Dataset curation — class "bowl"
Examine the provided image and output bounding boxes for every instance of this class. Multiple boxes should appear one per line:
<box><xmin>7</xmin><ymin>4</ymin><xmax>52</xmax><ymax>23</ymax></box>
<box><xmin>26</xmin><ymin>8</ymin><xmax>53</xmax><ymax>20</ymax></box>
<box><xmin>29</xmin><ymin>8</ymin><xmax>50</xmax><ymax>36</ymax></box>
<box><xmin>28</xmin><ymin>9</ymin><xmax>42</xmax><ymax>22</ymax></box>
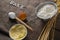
<box><xmin>9</xmin><ymin>24</ymin><xmax>27</xmax><ymax>40</ymax></box>
<box><xmin>36</xmin><ymin>2</ymin><xmax>58</xmax><ymax>20</ymax></box>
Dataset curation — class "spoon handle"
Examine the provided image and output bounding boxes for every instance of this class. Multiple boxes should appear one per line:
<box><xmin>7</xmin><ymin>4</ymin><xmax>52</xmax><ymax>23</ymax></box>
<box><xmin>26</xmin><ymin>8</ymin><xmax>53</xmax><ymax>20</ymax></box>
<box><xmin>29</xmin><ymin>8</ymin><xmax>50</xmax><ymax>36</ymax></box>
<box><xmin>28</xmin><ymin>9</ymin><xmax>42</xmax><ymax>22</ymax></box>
<box><xmin>16</xmin><ymin>17</ymin><xmax>33</xmax><ymax>31</ymax></box>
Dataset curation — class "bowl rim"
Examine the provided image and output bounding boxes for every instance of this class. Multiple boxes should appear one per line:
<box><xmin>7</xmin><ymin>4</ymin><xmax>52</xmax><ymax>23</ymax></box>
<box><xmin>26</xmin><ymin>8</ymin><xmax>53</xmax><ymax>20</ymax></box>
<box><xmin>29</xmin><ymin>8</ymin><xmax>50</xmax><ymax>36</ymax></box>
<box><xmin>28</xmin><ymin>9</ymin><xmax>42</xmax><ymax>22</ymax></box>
<box><xmin>9</xmin><ymin>24</ymin><xmax>27</xmax><ymax>40</ymax></box>
<box><xmin>35</xmin><ymin>2</ymin><xmax>58</xmax><ymax>19</ymax></box>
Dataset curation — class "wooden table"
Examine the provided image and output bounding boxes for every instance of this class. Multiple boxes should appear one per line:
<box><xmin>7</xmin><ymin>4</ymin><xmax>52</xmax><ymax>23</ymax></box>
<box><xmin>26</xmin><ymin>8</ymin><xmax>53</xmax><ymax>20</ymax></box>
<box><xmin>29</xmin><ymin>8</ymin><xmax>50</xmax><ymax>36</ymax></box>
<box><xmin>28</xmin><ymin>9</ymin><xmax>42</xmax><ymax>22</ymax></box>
<box><xmin>0</xmin><ymin>0</ymin><xmax>53</xmax><ymax>40</ymax></box>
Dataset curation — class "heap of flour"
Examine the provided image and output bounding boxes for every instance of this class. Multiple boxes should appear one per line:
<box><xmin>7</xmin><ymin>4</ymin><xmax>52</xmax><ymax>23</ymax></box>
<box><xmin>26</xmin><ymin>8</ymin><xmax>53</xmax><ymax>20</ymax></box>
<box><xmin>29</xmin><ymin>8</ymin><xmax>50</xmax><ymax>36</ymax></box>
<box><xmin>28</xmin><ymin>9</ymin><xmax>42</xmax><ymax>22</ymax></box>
<box><xmin>37</xmin><ymin>4</ymin><xmax>57</xmax><ymax>19</ymax></box>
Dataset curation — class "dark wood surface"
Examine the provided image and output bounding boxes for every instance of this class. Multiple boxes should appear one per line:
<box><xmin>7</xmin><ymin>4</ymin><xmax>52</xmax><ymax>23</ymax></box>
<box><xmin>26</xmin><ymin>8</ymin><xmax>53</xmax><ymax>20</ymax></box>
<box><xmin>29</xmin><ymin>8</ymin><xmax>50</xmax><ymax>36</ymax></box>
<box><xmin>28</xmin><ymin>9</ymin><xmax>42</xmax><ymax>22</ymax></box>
<box><xmin>0</xmin><ymin>0</ymin><xmax>55</xmax><ymax>40</ymax></box>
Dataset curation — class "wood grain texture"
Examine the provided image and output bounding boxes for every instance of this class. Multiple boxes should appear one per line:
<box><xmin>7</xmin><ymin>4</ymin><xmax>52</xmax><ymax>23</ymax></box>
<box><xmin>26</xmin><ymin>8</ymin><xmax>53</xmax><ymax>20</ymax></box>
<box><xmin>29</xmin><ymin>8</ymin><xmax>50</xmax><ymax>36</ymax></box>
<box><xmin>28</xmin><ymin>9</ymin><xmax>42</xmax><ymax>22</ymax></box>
<box><xmin>0</xmin><ymin>0</ymin><xmax>54</xmax><ymax>40</ymax></box>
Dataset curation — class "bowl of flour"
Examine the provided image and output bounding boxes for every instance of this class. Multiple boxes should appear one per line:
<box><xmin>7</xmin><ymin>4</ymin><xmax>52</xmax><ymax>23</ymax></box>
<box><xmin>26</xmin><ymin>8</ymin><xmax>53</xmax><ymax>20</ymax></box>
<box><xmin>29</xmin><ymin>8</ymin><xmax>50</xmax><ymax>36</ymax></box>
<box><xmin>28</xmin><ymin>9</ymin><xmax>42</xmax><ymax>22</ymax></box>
<box><xmin>36</xmin><ymin>2</ymin><xmax>58</xmax><ymax>20</ymax></box>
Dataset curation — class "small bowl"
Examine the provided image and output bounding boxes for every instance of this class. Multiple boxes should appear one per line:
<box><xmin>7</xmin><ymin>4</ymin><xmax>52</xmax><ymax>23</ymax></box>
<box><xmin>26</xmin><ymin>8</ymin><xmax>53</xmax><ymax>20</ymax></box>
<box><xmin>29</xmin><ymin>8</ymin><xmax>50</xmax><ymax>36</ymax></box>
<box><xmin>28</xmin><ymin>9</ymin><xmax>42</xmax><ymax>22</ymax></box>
<box><xmin>9</xmin><ymin>24</ymin><xmax>27</xmax><ymax>40</ymax></box>
<box><xmin>36</xmin><ymin>2</ymin><xmax>58</xmax><ymax>20</ymax></box>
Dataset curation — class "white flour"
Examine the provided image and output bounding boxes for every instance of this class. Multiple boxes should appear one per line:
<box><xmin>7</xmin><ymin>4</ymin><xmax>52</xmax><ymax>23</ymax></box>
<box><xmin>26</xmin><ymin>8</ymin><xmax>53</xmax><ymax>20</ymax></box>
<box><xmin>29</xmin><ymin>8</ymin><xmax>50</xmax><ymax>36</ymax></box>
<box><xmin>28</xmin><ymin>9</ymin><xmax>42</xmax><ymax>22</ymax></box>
<box><xmin>37</xmin><ymin>4</ymin><xmax>57</xmax><ymax>19</ymax></box>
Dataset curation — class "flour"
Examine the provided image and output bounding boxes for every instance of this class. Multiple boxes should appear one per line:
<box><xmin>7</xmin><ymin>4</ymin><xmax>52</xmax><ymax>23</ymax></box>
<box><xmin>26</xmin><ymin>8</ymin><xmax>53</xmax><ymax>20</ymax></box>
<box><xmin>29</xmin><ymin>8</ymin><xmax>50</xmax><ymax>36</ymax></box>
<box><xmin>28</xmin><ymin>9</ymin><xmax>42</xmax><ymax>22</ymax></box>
<box><xmin>8</xmin><ymin>12</ymin><xmax>16</xmax><ymax>19</ymax></box>
<box><xmin>10</xmin><ymin>1</ymin><xmax>25</xmax><ymax>9</ymax></box>
<box><xmin>37</xmin><ymin>4</ymin><xmax>57</xmax><ymax>19</ymax></box>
